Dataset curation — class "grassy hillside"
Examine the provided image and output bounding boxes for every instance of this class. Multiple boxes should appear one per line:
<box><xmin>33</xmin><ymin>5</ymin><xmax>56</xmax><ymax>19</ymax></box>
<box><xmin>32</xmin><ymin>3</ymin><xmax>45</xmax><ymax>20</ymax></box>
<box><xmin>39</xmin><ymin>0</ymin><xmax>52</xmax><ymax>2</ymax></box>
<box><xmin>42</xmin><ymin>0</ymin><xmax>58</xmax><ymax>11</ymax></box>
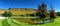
<box><xmin>8</xmin><ymin>8</ymin><xmax>37</xmax><ymax>15</ymax></box>
<box><xmin>0</xmin><ymin>8</ymin><xmax>36</xmax><ymax>15</ymax></box>
<box><xmin>0</xmin><ymin>10</ymin><xmax>5</xmax><ymax>14</ymax></box>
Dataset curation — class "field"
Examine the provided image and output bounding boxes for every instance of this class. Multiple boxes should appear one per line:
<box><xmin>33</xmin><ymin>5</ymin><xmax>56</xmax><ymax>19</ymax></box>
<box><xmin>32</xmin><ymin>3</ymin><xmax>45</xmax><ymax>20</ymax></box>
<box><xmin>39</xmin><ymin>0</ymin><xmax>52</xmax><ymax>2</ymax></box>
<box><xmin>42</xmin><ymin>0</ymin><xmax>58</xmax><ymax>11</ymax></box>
<box><xmin>0</xmin><ymin>16</ymin><xmax>60</xmax><ymax>26</ymax></box>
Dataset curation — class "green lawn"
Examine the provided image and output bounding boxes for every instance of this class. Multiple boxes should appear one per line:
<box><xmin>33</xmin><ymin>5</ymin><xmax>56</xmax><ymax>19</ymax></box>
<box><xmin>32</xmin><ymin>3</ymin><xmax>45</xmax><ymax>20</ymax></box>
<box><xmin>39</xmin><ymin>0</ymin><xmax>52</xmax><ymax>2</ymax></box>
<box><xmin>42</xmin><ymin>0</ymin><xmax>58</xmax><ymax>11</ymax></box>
<box><xmin>1</xmin><ymin>16</ymin><xmax>60</xmax><ymax>26</ymax></box>
<box><xmin>2</xmin><ymin>19</ymin><xmax>10</xmax><ymax>26</ymax></box>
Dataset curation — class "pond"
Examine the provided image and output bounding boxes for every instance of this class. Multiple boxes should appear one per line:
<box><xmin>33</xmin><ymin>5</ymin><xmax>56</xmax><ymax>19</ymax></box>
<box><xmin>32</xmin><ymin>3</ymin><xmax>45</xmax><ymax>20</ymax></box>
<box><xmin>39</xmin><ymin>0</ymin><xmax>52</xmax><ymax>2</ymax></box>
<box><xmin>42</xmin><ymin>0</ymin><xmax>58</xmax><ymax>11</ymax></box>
<box><xmin>37</xmin><ymin>20</ymin><xmax>53</xmax><ymax>24</ymax></box>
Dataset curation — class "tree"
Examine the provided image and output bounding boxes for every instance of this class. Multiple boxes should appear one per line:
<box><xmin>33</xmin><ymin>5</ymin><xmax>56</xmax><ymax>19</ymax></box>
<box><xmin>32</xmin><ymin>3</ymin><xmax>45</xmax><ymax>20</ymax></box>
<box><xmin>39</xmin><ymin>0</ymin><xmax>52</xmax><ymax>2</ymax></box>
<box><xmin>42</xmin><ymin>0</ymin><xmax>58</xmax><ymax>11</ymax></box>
<box><xmin>56</xmin><ymin>12</ymin><xmax>60</xmax><ymax>16</ymax></box>
<box><xmin>36</xmin><ymin>3</ymin><xmax>47</xmax><ymax>24</ymax></box>
<box><xmin>2</xmin><ymin>11</ymin><xmax>12</xmax><ymax>17</ymax></box>
<box><xmin>36</xmin><ymin>4</ymin><xmax>42</xmax><ymax>16</ymax></box>
<box><xmin>41</xmin><ymin>3</ymin><xmax>47</xmax><ymax>14</ymax></box>
<box><xmin>49</xmin><ymin>5</ymin><xmax>56</xmax><ymax>22</ymax></box>
<box><xmin>40</xmin><ymin>14</ymin><xmax>46</xmax><ymax>23</ymax></box>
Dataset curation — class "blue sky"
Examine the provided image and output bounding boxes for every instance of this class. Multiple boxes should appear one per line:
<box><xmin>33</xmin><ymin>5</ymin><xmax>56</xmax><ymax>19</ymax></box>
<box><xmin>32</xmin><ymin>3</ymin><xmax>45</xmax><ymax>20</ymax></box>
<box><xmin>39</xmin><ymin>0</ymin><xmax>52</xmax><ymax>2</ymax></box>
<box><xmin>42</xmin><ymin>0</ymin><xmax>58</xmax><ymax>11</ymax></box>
<box><xmin>0</xmin><ymin>0</ymin><xmax>60</xmax><ymax>12</ymax></box>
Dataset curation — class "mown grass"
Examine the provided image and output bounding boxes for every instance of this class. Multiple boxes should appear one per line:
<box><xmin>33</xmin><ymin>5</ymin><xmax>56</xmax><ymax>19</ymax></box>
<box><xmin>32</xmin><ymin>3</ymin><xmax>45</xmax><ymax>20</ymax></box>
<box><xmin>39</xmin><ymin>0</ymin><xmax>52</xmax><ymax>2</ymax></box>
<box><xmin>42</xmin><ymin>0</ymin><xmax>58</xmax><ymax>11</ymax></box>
<box><xmin>0</xmin><ymin>16</ymin><xmax>60</xmax><ymax>26</ymax></box>
<box><xmin>2</xmin><ymin>19</ymin><xmax>11</xmax><ymax>26</ymax></box>
<box><xmin>12</xmin><ymin>16</ymin><xmax>60</xmax><ymax>26</ymax></box>
<box><xmin>0</xmin><ymin>20</ymin><xmax>3</xmax><ymax>26</ymax></box>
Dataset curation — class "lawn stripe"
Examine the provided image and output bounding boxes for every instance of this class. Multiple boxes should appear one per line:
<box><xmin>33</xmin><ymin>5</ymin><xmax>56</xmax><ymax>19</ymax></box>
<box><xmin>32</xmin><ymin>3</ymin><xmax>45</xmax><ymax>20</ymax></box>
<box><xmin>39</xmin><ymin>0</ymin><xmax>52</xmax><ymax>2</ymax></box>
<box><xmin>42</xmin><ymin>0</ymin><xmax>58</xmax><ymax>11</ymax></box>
<box><xmin>0</xmin><ymin>20</ymin><xmax>4</xmax><ymax>26</ymax></box>
<box><xmin>2</xmin><ymin>19</ymin><xmax>11</xmax><ymax>26</ymax></box>
<box><xmin>13</xmin><ymin>19</ymin><xmax>33</xmax><ymax>26</ymax></box>
<box><xmin>11</xmin><ymin>19</ymin><xmax>21</xmax><ymax>26</ymax></box>
<box><xmin>7</xmin><ymin>19</ymin><xmax>18</xmax><ymax>26</ymax></box>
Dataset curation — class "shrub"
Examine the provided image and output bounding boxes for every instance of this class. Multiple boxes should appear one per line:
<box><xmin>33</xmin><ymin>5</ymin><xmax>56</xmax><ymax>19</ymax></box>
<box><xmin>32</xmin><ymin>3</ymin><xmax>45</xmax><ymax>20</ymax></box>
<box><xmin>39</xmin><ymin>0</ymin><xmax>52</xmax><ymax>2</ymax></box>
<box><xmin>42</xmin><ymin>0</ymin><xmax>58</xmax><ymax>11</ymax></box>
<box><xmin>40</xmin><ymin>14</ymin><xmax>46</xmax><ymax>19</ymax></box>
<box><xmin>30</xmin><ymin>14</ymin><xmax>35</xmax><ymax>17</ymax></box>
<box><xmin>2</xmin><ymin>11</ymin><xmax>12</xmax><ymax>17</ymax></box>
<box><xmin>38</xmin><ymin>14</ymin><xmax>46</xmax><ymax>23</ymax></box>
<box><xmin>56</xmin><ymin>12</ymin><xmax>60</xmax><ymax>16</ymax></box>
<box><xmin>58</xmin><ymin>14</ymin><xmax>60</xmax><ymax>16</ymax></box>
<box><xmin>20</xmin><ymin>15</ymin><xmax>24</xmax><ymax>17</ymax></box>
<box><xmin>36</xmin><ymin>12</ymin><xmax>41</xmax><ymax>16</ymax></box>
<box><xmin>26</xmin><ymin>14</ymin><xmax>29</xmax><ymax>16</ymax></box>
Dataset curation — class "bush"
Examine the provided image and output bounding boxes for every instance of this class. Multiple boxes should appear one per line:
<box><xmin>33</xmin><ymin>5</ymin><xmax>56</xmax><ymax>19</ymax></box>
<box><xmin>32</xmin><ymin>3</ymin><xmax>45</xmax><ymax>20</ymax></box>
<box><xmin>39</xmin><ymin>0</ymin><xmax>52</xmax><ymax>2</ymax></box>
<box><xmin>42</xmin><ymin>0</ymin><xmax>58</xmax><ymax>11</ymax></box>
<box><xmin>20</xmin><ymin>15</ymin><xmax>24</xmax><ymax>17</ymax></box>
<box><xmin>26</xmin><ymin>14</ymin><xmax>29</xmax><ymax>16</ymax></box>
<box><xmin>58</xmin><ymin>14</ymin><xmax>60</xmax><ymax>16</ymax></box>
<box><xmin>40</xmin><ymin>14</ymin><xmax>46</xmax><ymax>19</ymax></box>
<box><xmin>2</xmin><ymin>11</ymin><xmax>12</xmax><ymax>17</ymax></box>
<box><xmin>36</xmin><ymin>12</ymin><xmax>41</xmax><ymax>16</ymax></box>
<box><xmin>56</xmin><ymin>12</ymin><xmax>60</xmax><ymax>16</ymax></box>
<box><xmin>30</xmin><ymin>14</ymin><xmax>35</xmax><ymax>17</ymax></box>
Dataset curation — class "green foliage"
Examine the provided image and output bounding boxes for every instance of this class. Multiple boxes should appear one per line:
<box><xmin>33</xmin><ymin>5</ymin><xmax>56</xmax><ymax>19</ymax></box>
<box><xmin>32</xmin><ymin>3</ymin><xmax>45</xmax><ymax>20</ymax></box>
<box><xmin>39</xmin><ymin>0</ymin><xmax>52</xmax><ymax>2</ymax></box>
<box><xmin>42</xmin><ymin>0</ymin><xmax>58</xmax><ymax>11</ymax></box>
<box><xmin>26</xmin><ymin>14</ymin><xmax>29</xmax><ymax>16</ymax></box>
<box><xmin>36</xmin><ymin>12</ymin><xmax>41</xmax><ymax>16</ymax></box>
<box><xmin>2</xmin><ymin>11</ymin><xmax>12</xmax><ymax>17</ymax></box>
<box><xmin>30</xmin><ymin>14</ymin><xmax>35</xmax><ymax>17</ymax></box>
<box><xmin>56</xmin><ymin>12</ymin><xmax>60</xmax><ymax>16</ymax></box>
<box><xmin>20</xmin><ymin>15</ymin><xmax>24</xmax><ymax>17</ymax></box>
<box><xmin>40</xmin><ymin>14</ymin><xmax>46</xmax><ymax>19</ymax></box>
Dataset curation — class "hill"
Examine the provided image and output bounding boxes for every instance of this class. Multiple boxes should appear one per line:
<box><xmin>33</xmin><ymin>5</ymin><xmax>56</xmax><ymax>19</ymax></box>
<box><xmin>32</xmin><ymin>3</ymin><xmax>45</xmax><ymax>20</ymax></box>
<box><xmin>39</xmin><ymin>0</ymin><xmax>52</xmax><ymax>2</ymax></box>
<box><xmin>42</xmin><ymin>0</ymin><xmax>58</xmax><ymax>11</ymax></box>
<box><xmin>8</xmin><ymin>8</ymin><xmax>37</xmax><ymax>15</ymax></box>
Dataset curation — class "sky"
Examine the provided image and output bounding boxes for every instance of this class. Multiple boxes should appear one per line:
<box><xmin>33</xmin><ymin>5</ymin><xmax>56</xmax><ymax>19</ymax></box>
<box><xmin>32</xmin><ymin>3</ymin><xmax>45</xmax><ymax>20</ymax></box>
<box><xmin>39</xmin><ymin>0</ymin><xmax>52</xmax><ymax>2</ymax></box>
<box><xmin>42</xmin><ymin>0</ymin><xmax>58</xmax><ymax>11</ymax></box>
<box><xmin>0</xmin><ymin>0</ymin><xmax>60</xmax><ymax>12</ymax></box>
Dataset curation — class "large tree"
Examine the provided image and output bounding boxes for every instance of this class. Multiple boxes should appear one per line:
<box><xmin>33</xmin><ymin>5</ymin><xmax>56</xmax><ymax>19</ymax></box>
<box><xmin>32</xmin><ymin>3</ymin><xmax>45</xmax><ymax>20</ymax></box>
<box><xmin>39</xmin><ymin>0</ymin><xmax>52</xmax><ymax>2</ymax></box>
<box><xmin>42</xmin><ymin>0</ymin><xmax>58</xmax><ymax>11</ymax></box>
<box><xmin>36</xmin><ymin>3</ymin><xmax>47</xmax><ymax>24</ymax></box>
<box><xmin>49</xmin><ymin>5</ymin><xmax>56</xmax><ymax>22</ymax></box>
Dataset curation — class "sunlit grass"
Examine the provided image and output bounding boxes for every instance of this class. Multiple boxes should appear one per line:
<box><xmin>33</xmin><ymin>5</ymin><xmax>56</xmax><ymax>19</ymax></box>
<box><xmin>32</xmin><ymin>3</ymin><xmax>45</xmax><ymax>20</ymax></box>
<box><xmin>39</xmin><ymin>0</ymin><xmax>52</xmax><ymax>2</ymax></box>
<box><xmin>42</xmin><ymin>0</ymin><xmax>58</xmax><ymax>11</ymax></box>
<box><xmin>13</xmin><ymin>16</ymin><xmax>60</xmax><ymax>26</ymax></box>
<box><xmin>0</xmin><ymin>16</ymin><xmax>60</xmax><ymax>26</ymax></box>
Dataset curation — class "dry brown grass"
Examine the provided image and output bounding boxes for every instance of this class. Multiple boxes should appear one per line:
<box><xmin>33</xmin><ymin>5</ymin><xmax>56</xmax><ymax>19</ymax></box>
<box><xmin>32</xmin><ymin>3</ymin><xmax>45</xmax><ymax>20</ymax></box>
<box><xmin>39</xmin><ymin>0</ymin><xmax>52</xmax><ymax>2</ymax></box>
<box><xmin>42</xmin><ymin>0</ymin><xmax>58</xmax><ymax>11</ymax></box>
<box><xmin>8</xmin><ymin>9</ymin><xmax>36</xmax><ymax>15</ymax></box>
<box><xmin>0</xmin><ymin>8</ymin><xmax>36</xmax><ymax>16</ymax></box>
<box><xmin>0</xmin><ymin>10</ymin><xmax>5</xmax><ymax>14</ymax></box>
